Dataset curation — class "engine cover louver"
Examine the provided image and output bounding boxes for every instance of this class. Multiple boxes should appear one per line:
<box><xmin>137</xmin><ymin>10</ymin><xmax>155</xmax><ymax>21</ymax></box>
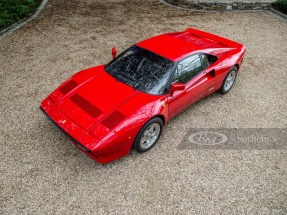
<box><xmin>59</xmin><ymin>80</ymin><xmax>78</xmax><ymax>94</ymax></box>
<box><xmin>102</xmin><ymin>111</ymin><xmax>125</xmax><ymax>130</ymax></box>
<box><xmin>70</xmin><ymin>94</ymin><xmax>102</xmax><ymax>118</ymax></box>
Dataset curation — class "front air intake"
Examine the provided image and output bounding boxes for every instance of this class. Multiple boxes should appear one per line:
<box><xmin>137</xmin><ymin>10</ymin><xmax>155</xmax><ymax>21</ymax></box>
<box><xmin>59</xmin><ymin>80</ymin><xmax>78</xmax><ymax>94</ymax></box>
<box><xmin>102</xmin><ymin>111</ymin><xmax>125</xmax><ymax>130</ymax></box>
<box><xmin>70</xmin><ymin>94</ymin><xmax>102</xmax><ymax>118</ymax></box>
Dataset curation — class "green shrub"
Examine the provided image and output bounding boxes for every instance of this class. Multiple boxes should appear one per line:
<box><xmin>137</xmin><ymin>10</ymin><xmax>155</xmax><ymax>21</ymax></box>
<box><xmin>15</xmin><ymin>5</ymin><xmax>30</xmax><ymax>16</ymax></box>
<box><xmin>0</xmin><ymin>0</ymin><xmax>42</xmax><ymax>31</ymax></box>
<box><xmin>272</xmin><ymin>0</ymin><xmax>287</xmax><ymax>15</ymax></box>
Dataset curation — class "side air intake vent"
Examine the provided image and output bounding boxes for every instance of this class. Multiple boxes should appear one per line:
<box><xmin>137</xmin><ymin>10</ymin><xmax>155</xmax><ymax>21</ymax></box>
<box><xmin>102</xmin><ymin>111</ymin><xmax>125</xmax><ymax>130</ymax></box>
<box><xmin>70</xmin><ymin>94</ymin><xmax>102</xmax><ymax>118</ymax></box>
<box><xmin>59</xmin><ymin>80</ymin><xmax>77</xmax><ymax>94</ymax></box>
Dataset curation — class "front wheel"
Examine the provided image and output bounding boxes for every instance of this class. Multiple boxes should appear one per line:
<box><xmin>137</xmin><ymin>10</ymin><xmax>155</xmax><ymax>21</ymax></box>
<box><xmin>133</xmin><ymin>117</ymin><xmax>163</xmax><ymax>153</ymax></box>
<box><xmin>219</xmin><ymin>66</ymin><xmax>238</xmax><ymax>94</ymax></box>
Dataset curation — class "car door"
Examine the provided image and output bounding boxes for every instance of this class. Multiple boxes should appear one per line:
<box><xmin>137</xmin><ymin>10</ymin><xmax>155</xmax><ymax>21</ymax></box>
<box><xmin>167</xmin><ymin>54</ymin><xmax>208</xmax><ymax>119</ymax></box>
<box><xmin>200</xmin><ymin>53</ymin><xmax>222</xmax><ymax>97</ymax></box>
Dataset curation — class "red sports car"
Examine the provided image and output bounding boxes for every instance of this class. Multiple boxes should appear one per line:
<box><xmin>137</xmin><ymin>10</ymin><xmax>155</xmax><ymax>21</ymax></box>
<box><xmin>40</xmin><ymin>28</ymin><xmax>246</xmax><ymax>163</ymax></box>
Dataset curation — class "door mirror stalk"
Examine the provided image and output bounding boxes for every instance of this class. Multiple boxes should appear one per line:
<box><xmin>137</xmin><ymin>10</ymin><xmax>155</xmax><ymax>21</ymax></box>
<box><xmin>112</xmin><ymin>47</ymin><xmax>117</xmax><ymax>59</ymax></box>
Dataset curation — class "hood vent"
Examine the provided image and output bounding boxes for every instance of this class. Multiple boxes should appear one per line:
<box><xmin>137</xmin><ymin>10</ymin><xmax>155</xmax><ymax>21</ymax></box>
<box><xmin>59</xmin><ymin>80</ymin><xmax>78</xmax><ymax>94</ymax></box>
<box><xmin>102</xmin><ymin>111</ymin><xmax>125</xmax><ymax>130</ymax></box>
<box><xmin>70</xmin><ymin>94</ymin><xmax>102</xmax><ymax>118</ymax></box>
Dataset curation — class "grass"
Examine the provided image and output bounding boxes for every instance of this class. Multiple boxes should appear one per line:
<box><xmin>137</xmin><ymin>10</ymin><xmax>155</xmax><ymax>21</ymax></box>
<box><xmin>272</xmin><ymin>0</ymin><xmax>287</xmax><ymax>15</ymax></box>
<box><xmin>0</xmin><ymin>0</ymin><xmax>43</xmax><ymax>31</ymax></box>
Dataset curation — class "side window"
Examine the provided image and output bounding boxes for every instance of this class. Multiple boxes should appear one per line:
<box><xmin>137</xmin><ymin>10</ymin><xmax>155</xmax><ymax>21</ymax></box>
<box><xmin>173</xmin><ymin>54</ymin><xmax>202</xmax><ymax>84</ymax></box>
<box><xmin>201</xmin><ymin>54</ymin><xmax>210</xmax><ymax>70</ymax></box>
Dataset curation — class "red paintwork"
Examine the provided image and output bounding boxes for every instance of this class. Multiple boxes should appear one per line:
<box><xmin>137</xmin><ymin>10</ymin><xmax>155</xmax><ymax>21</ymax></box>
<box><xmin>40</xmin><ymin>28</ymin><xmax>246</xmax><ymax>163</ymax></box>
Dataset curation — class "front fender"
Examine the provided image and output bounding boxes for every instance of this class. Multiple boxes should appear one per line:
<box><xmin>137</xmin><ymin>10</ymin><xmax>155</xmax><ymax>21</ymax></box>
<box><xmin>92</xmin><ymin>96</ymin><xmax>167</xmax><ymax>153</ymax></box>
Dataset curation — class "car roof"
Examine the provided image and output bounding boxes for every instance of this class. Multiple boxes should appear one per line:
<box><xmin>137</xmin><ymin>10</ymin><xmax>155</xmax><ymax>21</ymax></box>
<box><xmin>137</xmin><ymin>29</ymin><xmax>237</xmax><ymax>61</ymax></box>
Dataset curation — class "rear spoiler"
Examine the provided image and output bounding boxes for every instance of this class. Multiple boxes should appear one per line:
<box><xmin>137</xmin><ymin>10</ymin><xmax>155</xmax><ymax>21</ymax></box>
<box><xmin>184</xmin><ymin>28</ymin><xmax>243</xmax><ymax>49</ymax></box>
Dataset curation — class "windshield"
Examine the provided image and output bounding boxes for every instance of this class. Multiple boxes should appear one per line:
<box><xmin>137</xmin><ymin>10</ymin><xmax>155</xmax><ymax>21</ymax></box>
<box><xmin>105</xmin><ymin>46</ymin><xmax>173</xmax><ymax>95</ymax></box>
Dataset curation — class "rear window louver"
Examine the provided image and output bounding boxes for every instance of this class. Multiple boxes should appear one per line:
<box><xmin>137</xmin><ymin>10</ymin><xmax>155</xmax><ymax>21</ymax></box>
<box><xmin>70</xmin><ymin>94</ymin><xmax>102</xmax><ymax>118</ymax></box>
<box><xmin>102</xmin><ymin>111</ymin><xmax>125</xmax><ymax>130</ymax></box>
<box><xmin>59</xmin><ymin>80</ymin><xmax>78</xmax><ymax>94</ymax></box>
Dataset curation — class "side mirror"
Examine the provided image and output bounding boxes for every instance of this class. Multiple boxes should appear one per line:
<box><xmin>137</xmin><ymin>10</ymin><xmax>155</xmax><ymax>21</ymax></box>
<box><xmin>170</xmin><ymin>83</ymin><xmax>185</xmax><ymax>96</ymax></box>
<box><xmin>112</xmin><ymin>47</ymin><xmax>117</xmax><ymax>59</ymax></box>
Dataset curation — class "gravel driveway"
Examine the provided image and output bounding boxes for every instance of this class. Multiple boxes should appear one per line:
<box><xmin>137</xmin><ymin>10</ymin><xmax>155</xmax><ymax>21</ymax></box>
<box><xmin>1</xmin><ymin>0</ymin><xmax>286</xmax><ymax>214</ymax></box>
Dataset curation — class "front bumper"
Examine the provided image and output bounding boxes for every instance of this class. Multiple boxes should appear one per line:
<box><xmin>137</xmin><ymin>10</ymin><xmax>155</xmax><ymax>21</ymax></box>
<box><xmin>40</xmin><ymin>106</ymin><xmax>90</xmax><ymax>152</ymax></box>
<box><xmin>40</xmin><ymin>101</ymin><xmax>133</xmax><ymax>164</ymax></box>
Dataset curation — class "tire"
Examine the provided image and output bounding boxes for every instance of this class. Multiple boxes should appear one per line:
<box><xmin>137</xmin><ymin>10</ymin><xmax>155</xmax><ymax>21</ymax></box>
<box><xmin>133</xmin><ymin>117</ymin><xmax>163</xmax><ymax>153</ymax></box>
<box><xmin>219</xmin><ymin>66</ymin><xmax>238</xmax><ymax>94</ymax></box>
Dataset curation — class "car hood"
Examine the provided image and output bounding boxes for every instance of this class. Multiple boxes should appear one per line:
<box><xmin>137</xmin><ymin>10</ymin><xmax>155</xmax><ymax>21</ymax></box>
<box><xmin>57</xmin><ymin>66</ymin><xmax>138</xmax><ymax>131</ymax></box>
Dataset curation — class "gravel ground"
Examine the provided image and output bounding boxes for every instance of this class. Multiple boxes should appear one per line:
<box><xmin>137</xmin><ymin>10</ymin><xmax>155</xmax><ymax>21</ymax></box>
<box><xmin>1</xmin><ymin>0</ymin><xmax>287</xmax><ymax>214</ymax></box>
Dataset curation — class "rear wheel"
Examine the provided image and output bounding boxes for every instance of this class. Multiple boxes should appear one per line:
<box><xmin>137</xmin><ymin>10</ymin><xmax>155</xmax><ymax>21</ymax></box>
<box><xmin>219</xmin><ymin>66</ymin><xmax>237</xmax><ymax>94</ymax></box>
<box><xmin>133</xmin><ymin>117</ymin><xmax>163</xmax><ymax>153</ymax></box>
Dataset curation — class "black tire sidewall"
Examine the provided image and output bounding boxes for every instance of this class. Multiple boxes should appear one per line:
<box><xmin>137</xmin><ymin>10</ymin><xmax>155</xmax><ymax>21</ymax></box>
<box><xmin>133</xmin><ymin>117</ymin><xmax>163</xmax><ymax>153</ymax></box>
<box><xmin>220</xmin><ymin>66</ymin><xmax>238</xmax><ymax>94</ymax></box>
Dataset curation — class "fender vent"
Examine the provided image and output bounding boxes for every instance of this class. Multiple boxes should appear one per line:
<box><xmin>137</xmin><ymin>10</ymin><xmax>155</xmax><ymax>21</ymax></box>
<box><xmin>70</xmin><ymin>94</ymin><xmax>102</xmax><ymax>118</ymax></box>
<box><xmin>59</xmin><ymin>80</ymin><xmax>77</xmax><ymax>94</ymax></box>
<box><xmin>102</xmin><ymin>111</ymin><xmax>125</xmax><ymax>130</ymax></box>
